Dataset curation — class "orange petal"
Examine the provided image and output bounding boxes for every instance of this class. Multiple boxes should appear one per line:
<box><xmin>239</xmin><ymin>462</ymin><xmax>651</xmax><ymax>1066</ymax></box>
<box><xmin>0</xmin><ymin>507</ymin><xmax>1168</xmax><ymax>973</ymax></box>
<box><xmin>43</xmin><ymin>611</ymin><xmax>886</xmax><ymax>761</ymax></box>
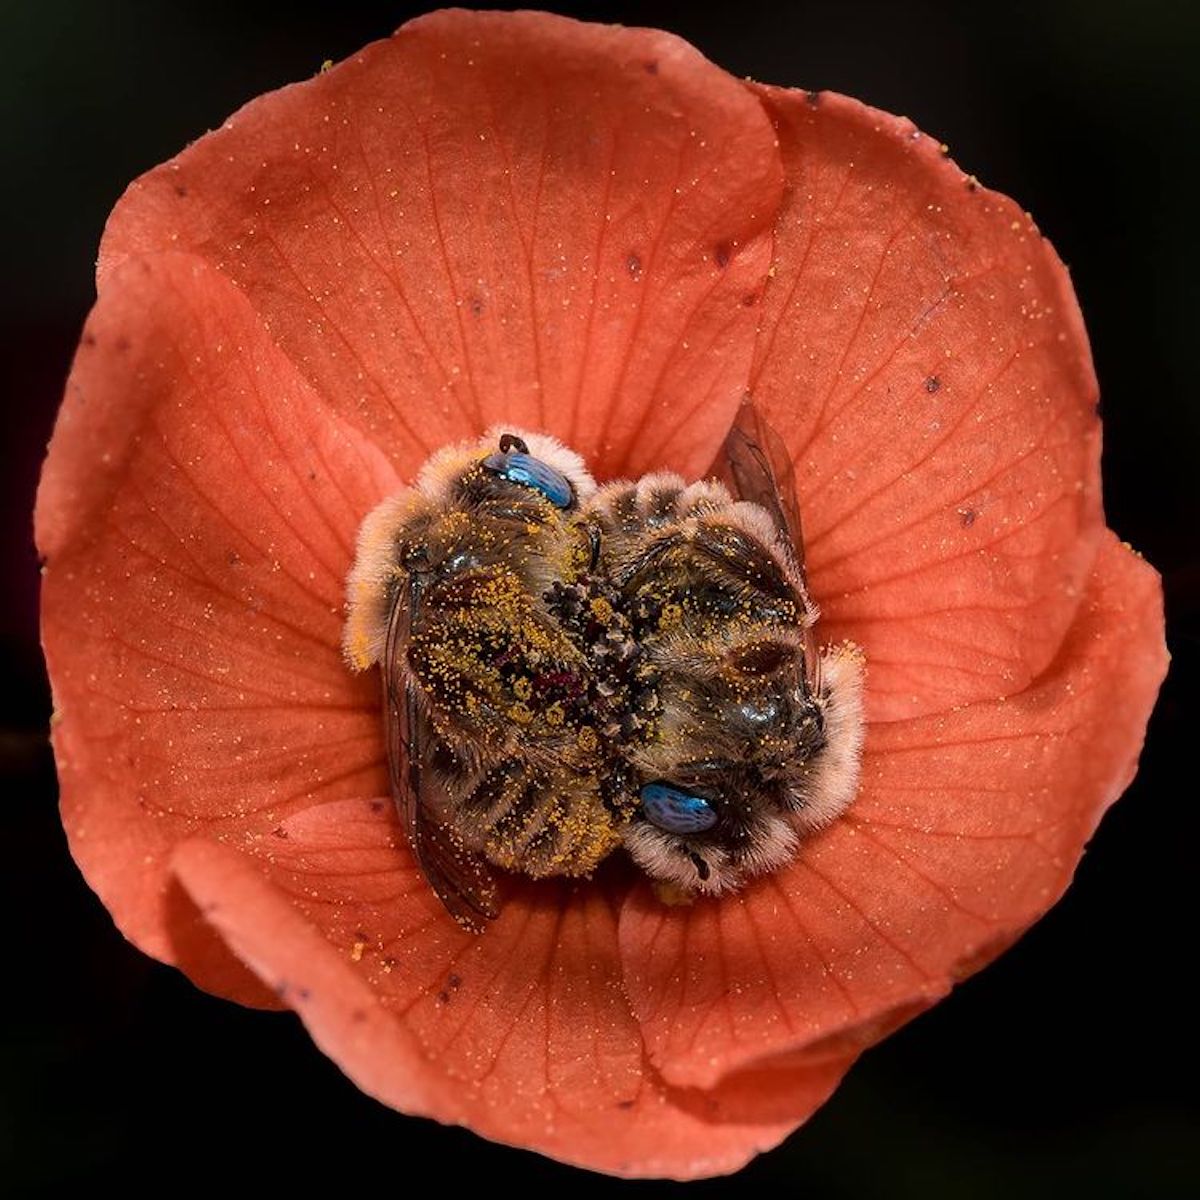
<box><xmin>100</xmin><ymin>10</ymin><xmax>783</xmax><ymax>482</ymax></box>
<box><xmin>620</xmin><ymin>534</ymin><xmax>1165</xmax><ymax>1088</ymax></box>
<box><xmin>36</xmin><ymin>252</ymin><xmax>398</xmax><ymax>1001</ymax></box>
<box><xmin>748</xmin><ymin>85</ymin><xmax>1104</xmax><ymax>721</ymax></box>
<box><xmin>172</xmin><ymin>797</ymin><xmax>854</xmax><ymax>1178</ymax></box>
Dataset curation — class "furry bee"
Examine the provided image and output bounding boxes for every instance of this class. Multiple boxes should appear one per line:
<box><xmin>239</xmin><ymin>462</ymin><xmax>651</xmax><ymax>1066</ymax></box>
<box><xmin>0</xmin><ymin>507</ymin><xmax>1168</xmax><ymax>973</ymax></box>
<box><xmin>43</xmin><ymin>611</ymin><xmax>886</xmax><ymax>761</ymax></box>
<box><xmin>344</xmin><ymin>429</ymin><xmax>641</xmax><ymax>931</ymax></box>
<box><xmin>586</xmin><ymin>404</ymin><xmax>865</xmax><ymax>896</ymax></box>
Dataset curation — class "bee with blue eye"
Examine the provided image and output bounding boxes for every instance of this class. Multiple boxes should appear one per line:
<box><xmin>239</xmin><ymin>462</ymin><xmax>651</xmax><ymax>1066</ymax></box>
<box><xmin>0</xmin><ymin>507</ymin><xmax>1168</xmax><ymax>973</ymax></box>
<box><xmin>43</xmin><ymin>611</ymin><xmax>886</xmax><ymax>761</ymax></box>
<box><xmin>344</xmin><ymin>428</ymin><xmax>639</xmax><ymax>931</ymax></box>
<box><xmin>586</xmin><ymin>404</ymin><xmax>865</xmax><ymax>896</ymax></box>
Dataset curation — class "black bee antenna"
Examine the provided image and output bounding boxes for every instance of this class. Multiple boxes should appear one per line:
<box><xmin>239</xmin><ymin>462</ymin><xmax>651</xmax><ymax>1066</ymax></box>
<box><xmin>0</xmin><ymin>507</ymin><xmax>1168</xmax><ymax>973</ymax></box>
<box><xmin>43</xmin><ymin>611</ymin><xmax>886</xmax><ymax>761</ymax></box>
<box><xmin>498</xmin><ymin>433</ymin><xmax>530</xmax><ymax>455</ymax></box>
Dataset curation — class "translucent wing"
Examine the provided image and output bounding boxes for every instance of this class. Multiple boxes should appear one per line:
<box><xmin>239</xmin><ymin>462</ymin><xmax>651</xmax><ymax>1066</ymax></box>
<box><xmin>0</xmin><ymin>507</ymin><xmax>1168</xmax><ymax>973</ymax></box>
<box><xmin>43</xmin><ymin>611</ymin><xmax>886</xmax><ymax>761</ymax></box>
<box><xmin>711</xmin><ymin>399</ymin><xmax>823</xmax><ymax>695</ymax></box>
<box><xmin>712</xmin><ymin>398</ymin><xmax>806</xmax><ymax>574</ymax></box>
<box><xmin>383</xmin><ymin>573</ymin><xmax>499</xmax><ymax>933</ymax></box>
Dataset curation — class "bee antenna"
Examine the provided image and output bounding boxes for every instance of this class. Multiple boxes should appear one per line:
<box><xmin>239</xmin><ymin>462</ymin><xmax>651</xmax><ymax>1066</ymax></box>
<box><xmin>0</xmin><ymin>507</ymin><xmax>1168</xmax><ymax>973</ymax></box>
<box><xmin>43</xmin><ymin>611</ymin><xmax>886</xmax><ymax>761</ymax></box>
<box><xmin>498</xmin><ymin>433</ymin><xmax>530</xmax><ymax>455</ymax></box>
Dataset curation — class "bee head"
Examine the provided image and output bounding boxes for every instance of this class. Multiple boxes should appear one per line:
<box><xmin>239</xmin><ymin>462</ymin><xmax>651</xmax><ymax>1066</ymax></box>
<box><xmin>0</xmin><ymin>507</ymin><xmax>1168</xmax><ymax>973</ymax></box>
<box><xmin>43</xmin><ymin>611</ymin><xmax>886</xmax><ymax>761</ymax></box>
<box><xmin>622</xmin><ymin>767</ymin><xmax>800</xmax><ymax>894</ymax></box>
<box><xmin>414</xmin><ymin>427</ymin><xmax>597</xmax><ymax>512</ymax></box>
<box><xmin>619</xmin><ymin>634</ymin><xmax>824</xmax><ymax>894</ymax></box>
<box><xmin>619</xmin><ymin>638</ymin><xmax>873</xmax><ymax>895</ymax></box>
<box><xmin>478</xmin><ymin>428</ymin><xmax>596</xmax><ymax>511</ymax></box>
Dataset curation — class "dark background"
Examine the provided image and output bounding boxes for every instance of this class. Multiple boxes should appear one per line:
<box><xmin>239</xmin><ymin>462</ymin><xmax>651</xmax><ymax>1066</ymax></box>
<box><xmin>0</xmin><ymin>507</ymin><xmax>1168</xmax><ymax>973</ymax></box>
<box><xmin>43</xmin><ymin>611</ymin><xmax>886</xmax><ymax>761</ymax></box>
<box><xmin>3</xmin><ymin>1</ymin><xmax>1196</xmax><ymax>1194</ymax></box>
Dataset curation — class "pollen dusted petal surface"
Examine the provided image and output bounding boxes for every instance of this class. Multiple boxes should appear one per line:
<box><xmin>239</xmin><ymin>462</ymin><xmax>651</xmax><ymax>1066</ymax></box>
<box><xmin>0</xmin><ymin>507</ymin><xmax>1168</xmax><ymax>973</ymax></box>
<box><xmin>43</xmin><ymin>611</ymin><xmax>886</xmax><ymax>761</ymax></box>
<box><xmin>36</xmin><ymin>252</ymin><xmax>399</xmax><ymax>1001</ymax></box>
<box><xmin>619</xmin><ymin>536</ymin><xmax>1165</xmax><ymax>1088</ymax></box>
<box><xmin>171</xmin><ymin>797</ymin><xmax>854</xmax><ymax>1178</ymax></box>
<box><xmin>748</xmin><ymin>86</ymin><xmax>1104</xmax><ymax>722</ymax></box>
<box><xmin>100</xmin><ymin>9</ymin><xmax>783</xmax><ymax>483</ymax></box>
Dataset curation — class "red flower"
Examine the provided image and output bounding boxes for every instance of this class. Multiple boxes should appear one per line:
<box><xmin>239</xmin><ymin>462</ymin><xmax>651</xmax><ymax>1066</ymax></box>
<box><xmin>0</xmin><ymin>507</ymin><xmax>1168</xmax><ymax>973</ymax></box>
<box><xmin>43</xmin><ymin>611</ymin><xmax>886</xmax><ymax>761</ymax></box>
<box><xmin>37</xmin><ymin>9</ymin><xmax>1166</xmax><ymax>1179</ymax></box>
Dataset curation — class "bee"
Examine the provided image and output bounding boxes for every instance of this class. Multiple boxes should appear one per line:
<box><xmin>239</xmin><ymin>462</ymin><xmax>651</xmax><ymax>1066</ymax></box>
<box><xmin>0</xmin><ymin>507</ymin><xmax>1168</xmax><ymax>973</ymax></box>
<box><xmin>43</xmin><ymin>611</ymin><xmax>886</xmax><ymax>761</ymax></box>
<box><xmin>344</xmin><ymin>429</ymin><xmax>639</xmax><ymax>931</ymax></box>
<box><xmin>585</xmin><ymin>403</ymin><xmax>865</xmax><ymax>895</ymax></box>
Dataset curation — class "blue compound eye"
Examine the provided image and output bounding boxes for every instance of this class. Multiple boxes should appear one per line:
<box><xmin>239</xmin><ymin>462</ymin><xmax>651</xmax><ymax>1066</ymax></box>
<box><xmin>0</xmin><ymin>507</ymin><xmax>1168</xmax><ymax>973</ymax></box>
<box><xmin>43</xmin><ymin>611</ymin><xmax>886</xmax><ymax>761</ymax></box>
<box><xmin>481</xmin><ymin>441</ymin><xmax>575</xmax><ymax>509</ymax></box>
<box><xmin>640</xmin><ymin>782</ymin><xmax>719</xmax><ymax>835</ymax></box>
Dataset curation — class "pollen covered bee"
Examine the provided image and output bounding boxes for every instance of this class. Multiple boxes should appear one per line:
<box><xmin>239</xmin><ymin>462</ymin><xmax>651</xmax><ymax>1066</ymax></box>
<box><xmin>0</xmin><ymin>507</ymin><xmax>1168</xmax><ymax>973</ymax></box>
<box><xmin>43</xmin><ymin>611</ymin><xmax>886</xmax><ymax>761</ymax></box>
<box><xmin>588</xmin><ymin>404</ymin><xmax>865</xmax><ymax>896</ymax></box>
<box><xmin>344</xmin><ymin>408</ymin><xmax>864</xmax><ymax>930</ymax></box>
<box><xmin>344</xmin><ymin>429</ymin><xmax>643</xmax><ymax>931</ymax></box>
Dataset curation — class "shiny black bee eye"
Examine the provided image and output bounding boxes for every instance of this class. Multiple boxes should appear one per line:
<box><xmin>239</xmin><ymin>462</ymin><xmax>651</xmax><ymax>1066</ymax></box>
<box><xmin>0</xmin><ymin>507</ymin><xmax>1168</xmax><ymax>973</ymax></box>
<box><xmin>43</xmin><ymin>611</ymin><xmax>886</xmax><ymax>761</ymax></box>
<box><xmin>640</xmin><ymin>781</ymin><xmax>718</xmax><ymax>835</ymax></box>
<box><xmin>482</xmin><ymin>434</ymin><xmax>575</xmax><ymax>509</ymax></box>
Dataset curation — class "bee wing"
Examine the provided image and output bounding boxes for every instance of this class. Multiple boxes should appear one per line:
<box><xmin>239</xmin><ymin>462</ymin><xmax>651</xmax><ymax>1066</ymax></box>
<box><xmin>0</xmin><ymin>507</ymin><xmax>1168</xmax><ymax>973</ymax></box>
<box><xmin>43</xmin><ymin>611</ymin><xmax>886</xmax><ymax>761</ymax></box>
<box><xmin>383</xmin><ymin>574</ymin><xmax>499</xmax><ymax>933</ymax></box>
<box><xmin>713</xmin><ymin>400</ymin><xmax>824</xmax><ymax>695</ymax></box>
<box><xmin>714</xmin><ymin>399</ymin><xmax>806</xmax><ymax>573</ymax></box>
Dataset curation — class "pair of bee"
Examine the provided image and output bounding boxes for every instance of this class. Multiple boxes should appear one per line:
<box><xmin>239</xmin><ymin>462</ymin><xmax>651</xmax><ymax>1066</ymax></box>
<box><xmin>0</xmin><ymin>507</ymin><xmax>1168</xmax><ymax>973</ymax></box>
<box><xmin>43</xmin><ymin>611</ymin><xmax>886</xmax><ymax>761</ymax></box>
<box><xmin>344</xmin><ymin>406</ymin><xmax>864</xmax><ymax>931</ymax></box>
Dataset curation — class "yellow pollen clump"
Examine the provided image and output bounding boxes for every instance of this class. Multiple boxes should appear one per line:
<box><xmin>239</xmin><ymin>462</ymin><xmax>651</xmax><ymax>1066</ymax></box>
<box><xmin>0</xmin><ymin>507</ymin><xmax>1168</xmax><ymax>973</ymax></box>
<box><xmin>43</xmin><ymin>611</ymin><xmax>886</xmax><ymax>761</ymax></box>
<box><xmin>659</xmin><ymin>602</ymin><xmax>683</xmax><ymax>631</ymax></box>
<box><xmin>589</xmin><ymin>597</ymin><xmax>614</xmax><ymax>623</ymax></box>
